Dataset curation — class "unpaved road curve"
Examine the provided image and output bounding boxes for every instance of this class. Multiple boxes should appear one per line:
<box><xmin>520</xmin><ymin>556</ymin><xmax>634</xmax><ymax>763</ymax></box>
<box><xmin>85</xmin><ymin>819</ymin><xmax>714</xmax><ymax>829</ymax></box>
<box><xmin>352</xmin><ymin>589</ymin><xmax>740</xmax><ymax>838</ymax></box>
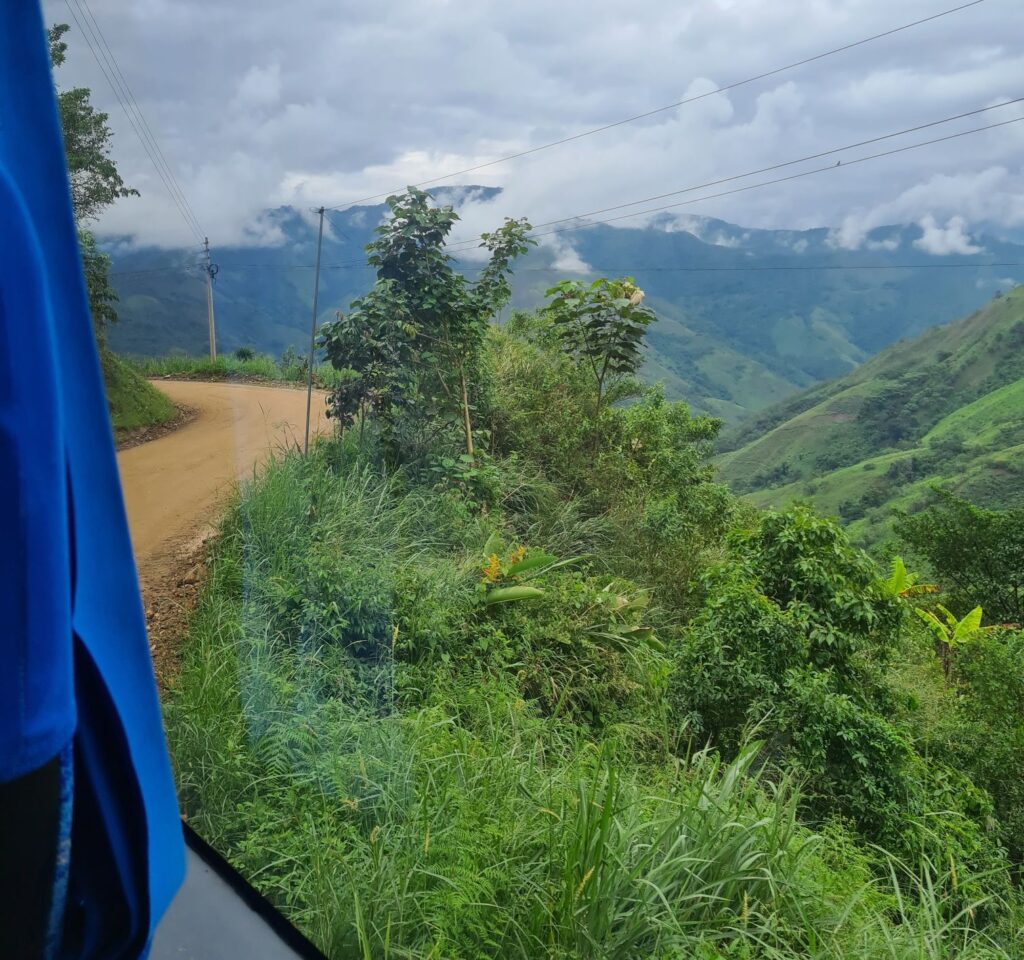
<box><xmin>116</xmin><ymin>380</ymin><xmax>329</xmax><ymax>679</ymax></box>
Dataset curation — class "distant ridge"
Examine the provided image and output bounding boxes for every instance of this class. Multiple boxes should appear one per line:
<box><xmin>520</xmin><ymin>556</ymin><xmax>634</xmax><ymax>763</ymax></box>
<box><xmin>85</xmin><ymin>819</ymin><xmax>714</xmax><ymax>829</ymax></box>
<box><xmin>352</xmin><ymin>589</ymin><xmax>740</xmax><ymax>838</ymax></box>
<box><xmin>104</xmin><ymin>196</ymin><xmax>1024</xmax><ymax>419</ymax></box>
<box><xmin>717</xmin><ymin>284</ymin><xmax>1024</xmax><ymax>544</ymax></box>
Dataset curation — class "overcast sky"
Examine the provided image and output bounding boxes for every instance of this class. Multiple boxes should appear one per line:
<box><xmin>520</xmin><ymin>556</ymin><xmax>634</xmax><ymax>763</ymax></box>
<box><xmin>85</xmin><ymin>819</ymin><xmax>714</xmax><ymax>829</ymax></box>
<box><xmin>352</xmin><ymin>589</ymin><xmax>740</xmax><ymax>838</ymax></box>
<box><xmin>45</xmin><ymin>0</ymin><xmax>1024</xmax><ymax>257</ymax></box>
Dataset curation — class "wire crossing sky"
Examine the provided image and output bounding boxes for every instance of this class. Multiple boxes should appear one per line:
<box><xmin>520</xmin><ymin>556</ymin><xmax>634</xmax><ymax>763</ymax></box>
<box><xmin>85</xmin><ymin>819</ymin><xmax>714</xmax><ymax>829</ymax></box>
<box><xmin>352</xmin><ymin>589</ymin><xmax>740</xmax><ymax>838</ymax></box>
<box><xmin>323</xmin><ymin>0</ymin><xmax>987</xmax><ymax>211</ymax></box>
<box><xmin>46</xmin><ymin>0</ymin><xmax>1022</xmax><ymax>254</ymax></box>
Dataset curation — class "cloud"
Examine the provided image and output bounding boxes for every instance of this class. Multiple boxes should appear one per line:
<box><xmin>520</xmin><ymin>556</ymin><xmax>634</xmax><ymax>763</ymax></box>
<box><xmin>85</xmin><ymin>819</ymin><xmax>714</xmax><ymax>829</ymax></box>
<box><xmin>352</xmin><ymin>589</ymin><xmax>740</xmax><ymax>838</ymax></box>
<box><xmin>913</xmin><ymin>215</ymin><xmax>982</xmax><ymax>255</ymax></box>
<box><xmin>541</xmin><ymin>236</ymin><xmax>593</xmax><ymax>274</ymax></box>
<box><xmin>232</xmin><ymin>64</ymin><xmax>282</xmax><ymax>110</ymax></box>
<box><xmin>866</xmin><ymin>237</ymin><xmax>899</xmax><ymax>252</ymax></box>
<box><xmin>43</xmin><ymin>0</ymin><xmax>1024</xmax><ymax>249</ymax></box>
<box><xmin>829</xmin><ymin>167</ymin><xmax>1024</xmax><ymax>250</ymax></box>
<box><xmin>975</xmin><ymin>276</ymin><xmax>1020</xmax><ymax>290</ymax></box>
<box><xmin>708</xmin><ymin>231</ymin><xmax>742</xmax><ymax>248</ymax></box>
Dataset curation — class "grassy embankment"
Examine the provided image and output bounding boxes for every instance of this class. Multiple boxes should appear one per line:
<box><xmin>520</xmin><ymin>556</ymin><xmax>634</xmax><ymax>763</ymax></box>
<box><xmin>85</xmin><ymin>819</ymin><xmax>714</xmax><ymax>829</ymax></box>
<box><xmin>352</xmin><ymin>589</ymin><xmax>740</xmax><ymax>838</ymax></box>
<box><xmin>102</xmin><ymin>349</ymin><xmax>177</xmax><ymax>441</ymax></box>
<box><xmin>131</xmin><ymin>352</ymin><xmax>346</xmax><ymax>388</ymax></box>
<box><xmin>166</xmin><ymin>452</ymin><xmax>1016</xmax><ymax>959</ymax></box>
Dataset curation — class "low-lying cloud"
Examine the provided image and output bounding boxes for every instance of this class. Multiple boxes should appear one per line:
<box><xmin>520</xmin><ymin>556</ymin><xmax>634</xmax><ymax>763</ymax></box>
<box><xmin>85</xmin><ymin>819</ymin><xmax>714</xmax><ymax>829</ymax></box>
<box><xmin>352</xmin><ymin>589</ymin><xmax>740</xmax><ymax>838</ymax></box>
<box><xmin>44</xmin><ymin>0</ymin><xmax>1024</xmax><ymax>253</ymax></box>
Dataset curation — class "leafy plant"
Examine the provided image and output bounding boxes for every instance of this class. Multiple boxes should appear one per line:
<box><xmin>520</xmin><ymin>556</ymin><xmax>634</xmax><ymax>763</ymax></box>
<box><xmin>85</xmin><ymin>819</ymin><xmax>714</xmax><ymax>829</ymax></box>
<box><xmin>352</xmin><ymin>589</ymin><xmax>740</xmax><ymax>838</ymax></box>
<box><xmin>915</xmin><ymin>603</ymin><xmax>994</xmax><ymax>678</ymax></box>
<box><xmin>319</xmin><ymin>188</ymin><xmax>532</xmax><ymax>463</ymax></box>
<box><xmin>476</xmin><ymin>534</ymin><xmax>561</xmax><ymax>605</ymax></box>
<box><xmin>542</xmin><ymin>277</ymin><xmax>656</xmax><ymax>413</ymax></box>
<box><xmin>883</xmin><ymin>556</ymin><xmax>938</xmax><ymax>599</ymax></box>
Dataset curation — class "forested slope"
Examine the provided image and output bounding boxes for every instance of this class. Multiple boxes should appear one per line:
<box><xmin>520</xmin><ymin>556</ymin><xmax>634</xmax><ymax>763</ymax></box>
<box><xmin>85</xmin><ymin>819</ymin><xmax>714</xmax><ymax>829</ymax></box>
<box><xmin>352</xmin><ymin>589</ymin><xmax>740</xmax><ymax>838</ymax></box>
<box><xmin>718</xmin><ymin>285</ymin><xmax>1024</xmax><ymax>543</ymax></box>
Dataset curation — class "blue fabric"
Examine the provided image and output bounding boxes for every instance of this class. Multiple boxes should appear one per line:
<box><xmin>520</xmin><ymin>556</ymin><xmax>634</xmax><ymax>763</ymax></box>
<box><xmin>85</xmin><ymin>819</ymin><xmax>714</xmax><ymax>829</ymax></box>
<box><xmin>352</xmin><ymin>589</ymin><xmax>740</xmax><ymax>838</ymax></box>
<box><xmin>0</xmin><ymin>162</ymin><xmax>73</xmax><ymax>781</ymax></box>
<box><xmin>0</xmin><ymin>1</ymin><xmax>185</xmax><ymax>954</ymax></box>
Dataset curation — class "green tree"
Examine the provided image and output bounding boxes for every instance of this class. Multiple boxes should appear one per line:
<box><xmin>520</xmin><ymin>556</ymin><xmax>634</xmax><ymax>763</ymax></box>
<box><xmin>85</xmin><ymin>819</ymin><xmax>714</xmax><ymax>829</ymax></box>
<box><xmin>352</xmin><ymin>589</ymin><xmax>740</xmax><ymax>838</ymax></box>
<box><xmin>319</xmin><ymin>284</ymin><xmax>419</xmax><ymax>444</ymax></box>
<box><xmin>78</xmin><ymin>228</ymin><xmax>118</xmax><ymax>346</ymax></box>
<box><xmin>896</xmin><ymin>490</ymin><xmax>1024</xmax><ymax>624</ymax></box>
<box><xmin>48</xmin><ymin>23</ymin><xmax>137</xmax><ymax>341</ymax></box>
<box><xmin>542</xmin><ymin>277</ymin><xmax>656</xmax><ymax>414</ymax></box>
<box><xmin>945</xmin><ymin>628</ymin><xmax>1024</xmax><ymax>865</ymax></box>
<box><xmin>671</xmin><ymin>509</ymin><xmax>906</xmax><ymax>829</ymax></box>
<box><xmin>670</xmin><ymin>507</ymin><xmax>1000</xmax><ymax>875</ymax></box>
<box><xmin>320</xmin><ymin>188</ymin><xmax>531</xmax><ymax>462</ymax></box>
<box><xmin>49</xmin><ymin>24</ymin><xmax>138</xmax><ymax>224</ymax></box>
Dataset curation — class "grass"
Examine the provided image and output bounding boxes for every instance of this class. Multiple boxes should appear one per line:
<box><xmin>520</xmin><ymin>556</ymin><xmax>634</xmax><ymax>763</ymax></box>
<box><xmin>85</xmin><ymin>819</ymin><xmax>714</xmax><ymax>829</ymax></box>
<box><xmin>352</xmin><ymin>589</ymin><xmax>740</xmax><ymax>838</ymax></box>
<box><xmin>131</xmin><ymin>352</ymin><xmax>347</xmax><ymax>388</ymax></box>
<box><xmin>163</xmin><ymin>444</ymin><xmax>1021</xmax><ymax>959</ymax></box>
<box><xmin>923</xmin><ymin>379</ymin><xmax>1024</xmax><ymax>448</ymax></box>
<box><xmin>101</xmin><ymin>349</ymin><xmax>177</xmax><ymax>436</ymax></box>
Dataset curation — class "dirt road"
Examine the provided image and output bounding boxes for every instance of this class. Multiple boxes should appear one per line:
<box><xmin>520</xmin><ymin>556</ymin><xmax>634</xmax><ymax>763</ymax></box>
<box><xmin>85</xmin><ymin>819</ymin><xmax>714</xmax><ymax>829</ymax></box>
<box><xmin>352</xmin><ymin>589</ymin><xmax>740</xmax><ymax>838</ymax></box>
<box><xmin>116</xmin><ymin>379</ymin><xmax>329</xmax><ymax>680</ymax></box>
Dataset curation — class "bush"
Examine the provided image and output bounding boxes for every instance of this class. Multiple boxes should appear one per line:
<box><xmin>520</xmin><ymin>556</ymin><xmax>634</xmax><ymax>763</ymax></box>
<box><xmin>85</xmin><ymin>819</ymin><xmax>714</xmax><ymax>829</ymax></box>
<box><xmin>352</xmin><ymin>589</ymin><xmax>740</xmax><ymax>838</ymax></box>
<box><xmin>489</xmin><ymin>315</ymin><xmax>734</xmax><ymax>615</ymax></box>
<box><xmin>897</xmin><ymin>491</ymin><xmax>1024</xmax><ymax>624</ymax></box>
<box><xmin>908</xmin><ymin>627</ymin><xmax>1024</xmax><ymax>867</ymax></box>
<box><xmin>669</xmin><ymin>507</ymin><xmax>1009</xmax><ymax>883</ymax></box>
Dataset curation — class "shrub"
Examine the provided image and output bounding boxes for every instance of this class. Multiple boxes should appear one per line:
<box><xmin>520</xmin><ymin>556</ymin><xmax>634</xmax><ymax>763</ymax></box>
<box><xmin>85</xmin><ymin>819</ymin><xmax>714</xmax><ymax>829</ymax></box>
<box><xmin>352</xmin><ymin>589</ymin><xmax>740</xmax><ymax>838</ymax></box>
<box><xmin>669</xmin><ymin>507</ymin><xmax>1008</xmax><ymax>882</ymax></box>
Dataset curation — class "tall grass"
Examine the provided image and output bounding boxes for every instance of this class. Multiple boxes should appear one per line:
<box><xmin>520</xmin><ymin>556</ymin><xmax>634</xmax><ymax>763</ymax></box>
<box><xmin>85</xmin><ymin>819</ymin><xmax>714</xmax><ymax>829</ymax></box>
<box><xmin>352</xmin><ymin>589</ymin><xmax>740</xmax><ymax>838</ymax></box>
<box><xmin>163</xmin><ymin>445</ymin><xmax>1021</xmax><ymax>959</ymax></box>
<box><xmin>102</xmin><ymin>350</ymin><xmax>177</xmax><ymax>433</ymax></box>
<box><xmin>130</xmin><ymin>353</ymin><xmax>346</xmax><ymax>388</ymax></box>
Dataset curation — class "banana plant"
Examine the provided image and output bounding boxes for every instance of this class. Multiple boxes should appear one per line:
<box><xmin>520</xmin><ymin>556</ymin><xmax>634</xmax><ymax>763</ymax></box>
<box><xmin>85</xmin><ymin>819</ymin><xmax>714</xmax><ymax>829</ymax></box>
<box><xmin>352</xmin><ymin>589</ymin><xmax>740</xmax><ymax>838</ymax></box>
<box><xmin>915</xmin><ymin>603</ymin><xmax>993</xmax><ymax>678</ymax></box>
<box><xmin>882</xmin><ymin>556</ymin><xmax>937</xmax><ymax>599</ymax></box>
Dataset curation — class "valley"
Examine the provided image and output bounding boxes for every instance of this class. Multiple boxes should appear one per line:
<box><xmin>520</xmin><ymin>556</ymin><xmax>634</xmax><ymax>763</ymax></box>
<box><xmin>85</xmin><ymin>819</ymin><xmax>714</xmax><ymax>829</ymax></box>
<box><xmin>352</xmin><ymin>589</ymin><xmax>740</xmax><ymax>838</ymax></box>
<box><xmin>104</xmin><ymin>198</ymin><xmax>1024</xmax><ymax>419</ymax></box>
<box><xmin>718</xmin><ymin>284</ymin><xmax>1024</xmax><ymax>544</ymax></box>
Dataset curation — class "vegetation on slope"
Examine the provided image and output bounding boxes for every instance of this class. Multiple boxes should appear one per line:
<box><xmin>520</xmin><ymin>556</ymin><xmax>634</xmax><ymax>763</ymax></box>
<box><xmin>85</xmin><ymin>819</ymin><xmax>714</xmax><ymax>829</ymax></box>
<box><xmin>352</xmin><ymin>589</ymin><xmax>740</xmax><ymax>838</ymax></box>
<box><xmin>101</xmin><ymin>350</ymin><xmax>176</xmax><ymax>440</ymax></box>
<box><xmin>106</xmin><ymin>199</ymin><xmax>1024</xmax><ymax>419</ymax></box>
<box><xmin>131</xmin><ymin>347</ymin><xmax>346</xmax><ymax>388</ymax></box>
<box><xmin>50</xmin><ymin>23</ymin><xmax>179</xmax><ymax>440</ymax></box>
<box><xmin>718</xmin><ymin>285</ymin><xmax>1024</xmax><ymax>544</ymax></box>
<box><xmin>164</xmin><ymin>191</ymin><xmax>1024</xmax><ymax>959</ymax></box>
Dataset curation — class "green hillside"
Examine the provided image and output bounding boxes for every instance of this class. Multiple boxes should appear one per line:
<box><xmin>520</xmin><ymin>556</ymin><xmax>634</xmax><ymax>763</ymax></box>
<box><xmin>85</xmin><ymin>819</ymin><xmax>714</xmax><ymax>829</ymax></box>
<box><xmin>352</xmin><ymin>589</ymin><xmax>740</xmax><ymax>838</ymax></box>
<box><xmin>718</xmin><ymin>285</ymin><xmax>1024</xmax><ymax>543</ymax></box>
<box><xmin>106</xmin><ymin>201</ymin><xmax>1024</xmax><ymax>419</ymax></box>
<box><xmin>101</xmin><ymin>350</ymin><xmax>177</xmax><ymax>441</ymax></box>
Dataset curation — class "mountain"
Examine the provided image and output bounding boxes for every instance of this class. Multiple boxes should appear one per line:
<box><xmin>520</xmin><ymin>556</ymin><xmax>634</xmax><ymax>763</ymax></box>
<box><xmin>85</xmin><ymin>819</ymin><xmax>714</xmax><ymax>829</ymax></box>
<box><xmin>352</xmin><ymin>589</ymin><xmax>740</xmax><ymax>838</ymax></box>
<box><xmin>104</xmin><ymin>189</ymin><xmax>1024</xmax><ymax>418</ymax></box>
<box><xmin>716</xmin><ymin>284</ymin><xmax>1024</xmax><ymax>544</ymax></box>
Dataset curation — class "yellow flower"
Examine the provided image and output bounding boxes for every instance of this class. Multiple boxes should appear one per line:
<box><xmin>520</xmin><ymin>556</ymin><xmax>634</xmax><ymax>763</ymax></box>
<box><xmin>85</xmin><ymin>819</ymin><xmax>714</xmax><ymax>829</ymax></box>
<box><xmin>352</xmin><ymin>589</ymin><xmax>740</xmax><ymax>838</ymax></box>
<box><xmin>510</xmin><ymin>545</ymin><xmax>526</xmax><ymax>564</ymax></box>
<box><xmin>482</xmin><ymin>553</ymin><xmax>502</xmax><ymax>582</ymax></box>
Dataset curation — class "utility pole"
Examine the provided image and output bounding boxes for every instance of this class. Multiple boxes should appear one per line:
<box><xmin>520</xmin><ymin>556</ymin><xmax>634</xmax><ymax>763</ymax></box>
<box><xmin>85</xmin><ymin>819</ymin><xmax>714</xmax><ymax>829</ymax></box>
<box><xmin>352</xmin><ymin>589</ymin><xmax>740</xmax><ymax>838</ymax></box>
<box><xmin>203</xmin><ymin>237</ymin><xmax>219</xmax><ymax>361</ymax></box>
<box><xmin>303</xmin><ymin>207</ymin><xmax>325</xmax><ymax>455</ymax></box>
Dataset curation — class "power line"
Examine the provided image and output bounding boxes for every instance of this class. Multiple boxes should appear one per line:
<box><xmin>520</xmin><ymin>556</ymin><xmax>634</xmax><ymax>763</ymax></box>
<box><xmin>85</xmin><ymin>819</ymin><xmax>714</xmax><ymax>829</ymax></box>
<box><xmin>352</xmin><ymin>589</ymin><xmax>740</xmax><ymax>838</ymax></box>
<box><xmin>323</xmin><ymin>208</ymin><xmax>355</xmax><ymax>242</ymax></box>
<box><xmin>516</xmin><ymin>98</ymin><xmax>1024</xmax><ymax>234</ymax></box>
<box><xmin>110</xmin><ymin>261</ymin><xmax>1024</xmax><ymax>280</ymax></box>
<box><xmin>442</xmin><ymin>114</ymin><xmax>1024</xmax><ymax>250</ymax></box>
<box><xmin>63</xmin><ymin>0</ymin><xmax>205</xmax><ymax>242</ymax></box>
<box><xmin>68</xmin><ymin>0</ymin><xmax>204</xmax><ymax>239</ymax></box>
<box><xmin>323</xmin><ymin>0</ymin><xmax>985</xmax><ymax>211</ymax></box>
<box><xmin>510</xmin><ymin>262</ymin><xmax>1024</xmax><ymax>273</ymax></box>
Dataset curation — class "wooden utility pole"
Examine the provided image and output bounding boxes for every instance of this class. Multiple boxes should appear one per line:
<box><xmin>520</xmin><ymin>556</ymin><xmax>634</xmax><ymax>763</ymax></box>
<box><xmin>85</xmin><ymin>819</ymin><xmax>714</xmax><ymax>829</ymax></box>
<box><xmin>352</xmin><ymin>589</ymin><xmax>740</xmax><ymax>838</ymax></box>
<box><xmin>203</xmin><ymin>237</ymin><xmax>218</xmax><ymax>361</ymax></box>
<box><xmin>303</xmin><ymin>207</ymin><xmax>325</xmax><ymax>455</ymax></box>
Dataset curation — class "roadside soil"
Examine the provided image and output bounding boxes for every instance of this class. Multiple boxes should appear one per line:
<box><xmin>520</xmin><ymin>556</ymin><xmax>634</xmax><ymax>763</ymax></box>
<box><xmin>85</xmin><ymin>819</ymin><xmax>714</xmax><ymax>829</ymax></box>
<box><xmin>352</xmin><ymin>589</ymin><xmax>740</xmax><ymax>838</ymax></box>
<box><xmin>116</xmin><ymin>379</ymin><xmax>329</xmax><ymax>685</ymax></box>
<box><xmin>115</xmin><ymin>404</ymin><xmax>198</xmax><ymax>452</ymax></box>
